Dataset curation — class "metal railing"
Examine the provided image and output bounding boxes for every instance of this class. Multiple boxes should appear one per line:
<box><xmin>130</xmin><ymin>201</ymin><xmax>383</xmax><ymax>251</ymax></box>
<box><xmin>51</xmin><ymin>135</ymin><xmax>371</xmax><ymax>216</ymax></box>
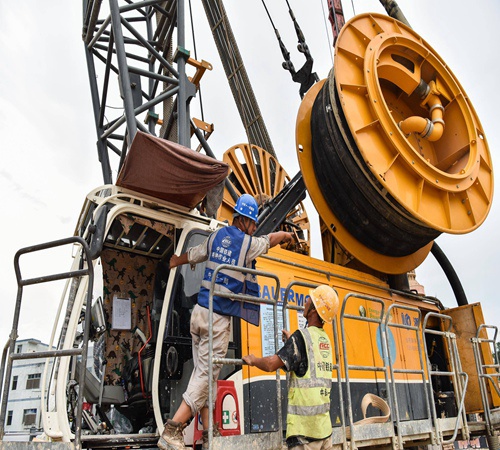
<box><xmin>472</xmin><ymin>324</ymin><xmax>500</xmax><ymax>436</ymax></box>
<box><xmin>422</xmin><ymin>312</ymin><xmax>469</xmax><ymax>445</ymax></box>
<box><xmin>282</xmin><ymin>281</ymin><xmax>346</xmax><ymax>447</ymax></box>
<box><xmin>384</xmin><ymin>303</ymin><xmax>435</xmax><ymax>447</ymax></box>
<box><xmin>340</xmin><ymin>293</ymin><xmax>396</xmax><ymax>450</ymax></box>
<box><xmin>207</xmin><ymin>264</ymin><xmax>281</xmax><ymax>450</ymax></box>
<box><xmin>199</xmin><ymin>267</ymin><xmax>474</xmax><ymax>449</ymax></box>
<box><xmin>0</xmin><ymin>237</ymin><xmax>94</xmax><ymax>450</ymax></box>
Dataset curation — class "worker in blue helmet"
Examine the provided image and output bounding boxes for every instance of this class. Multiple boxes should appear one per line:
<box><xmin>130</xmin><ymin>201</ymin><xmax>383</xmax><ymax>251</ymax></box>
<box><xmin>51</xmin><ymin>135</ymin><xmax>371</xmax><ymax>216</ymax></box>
<box><xmin>159</xmin><ymin>194</ymin><xmax>294</xmax><ymax>450</ymax></box>
<box><xmin>234</xmin><ymin>192</ymin><xmax>259</xmax><ymax>219</ymax></box>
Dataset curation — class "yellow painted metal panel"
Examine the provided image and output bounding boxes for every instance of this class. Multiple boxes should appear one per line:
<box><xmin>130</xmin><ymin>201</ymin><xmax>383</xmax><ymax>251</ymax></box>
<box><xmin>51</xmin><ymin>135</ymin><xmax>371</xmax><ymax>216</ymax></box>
<box><xmin>241</xmin><ymin>247</ymin><xmax>438</xmax><ymax>389</ymax></box>
<box><xmin>447</xmin><ymin>303</ymin><xmax>500</xmax><ymax>413</ymax></box>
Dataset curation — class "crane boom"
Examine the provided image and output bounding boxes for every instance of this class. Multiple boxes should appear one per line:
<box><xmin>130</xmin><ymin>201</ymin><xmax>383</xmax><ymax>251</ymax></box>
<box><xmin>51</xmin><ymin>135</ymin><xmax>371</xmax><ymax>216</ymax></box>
<box><xmin>200</xmin><ymin>0</ymin><xmax>276</xmax><ymax>158</ymax></box>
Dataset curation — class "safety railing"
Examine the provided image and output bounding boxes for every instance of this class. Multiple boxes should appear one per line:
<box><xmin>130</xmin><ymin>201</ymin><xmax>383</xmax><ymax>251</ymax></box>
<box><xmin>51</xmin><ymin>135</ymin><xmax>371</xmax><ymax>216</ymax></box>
<box><xmin>201</xmin><ymin>270</ymin><xmax>473</xmax><ymax>450</ymax></box>
<box><xmin>384</xmin><ymin>304</ymin><xmax>435</xmax><ymax>447</ymax></box>
<box><xmin>0</xmin><ymin>237</ymin><xmax>94</xmax><ymax>450</ymax></box>
<box><xmin>340</xmin><ymin>293</ymin><xmax>395</xmax><ymax>450</ymax></box>
<box><xmin>422</xmin><ymin>312</ymin><xmax>469</xmax><ymax>445</ymax></box>
<box><xmin>282</xmin><ymin>281</ymin><xmax>346</xmax><ymax>447</ymax></box>
<box><xmin>471</xmin><ymin>324</ymin><xmax>500</xmax><ymax>436</ymax></box>
<box><xmin>207</xmin><ymin>264</ymin><xmax>281</xmax><ymax>450</ymax></box>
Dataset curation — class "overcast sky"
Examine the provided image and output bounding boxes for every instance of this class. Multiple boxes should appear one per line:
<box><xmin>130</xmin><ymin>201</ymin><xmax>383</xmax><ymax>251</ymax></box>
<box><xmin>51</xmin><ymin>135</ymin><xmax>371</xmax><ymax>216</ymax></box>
<box><xmin>1</xmin><ymin>0</ymin><xmax>499</xmax><ymax>348</ymax></box>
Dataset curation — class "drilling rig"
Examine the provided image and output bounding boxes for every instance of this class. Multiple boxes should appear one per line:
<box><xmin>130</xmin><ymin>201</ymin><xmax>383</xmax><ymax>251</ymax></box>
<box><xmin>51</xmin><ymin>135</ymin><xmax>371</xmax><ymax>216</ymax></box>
<box><xmin>1</xmin><ymin>1</ymin><xmax>499</xmax><ymax>450</ymax></box>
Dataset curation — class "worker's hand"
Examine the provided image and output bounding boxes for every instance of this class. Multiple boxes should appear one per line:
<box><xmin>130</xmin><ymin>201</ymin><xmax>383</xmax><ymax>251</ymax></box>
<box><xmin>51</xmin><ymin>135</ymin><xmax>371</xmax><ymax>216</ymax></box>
<box><xmin>282</xmin><ymin>329</ymin><xmax>291</xmax><ymax>342</ymax></box>
<box><xmin>281</xmin><ymin>232</ymin><xmax>294</xmax><ymax>243</ymax></box>
<box><xmin>242</xmin><ymin>355</ymin><xmax>256</xmax><ymax>366</ymax></box>
<box><xmin>169</xmin><ymin>254</ymin><xmax>180</xmax><ymax>269</ymax></box>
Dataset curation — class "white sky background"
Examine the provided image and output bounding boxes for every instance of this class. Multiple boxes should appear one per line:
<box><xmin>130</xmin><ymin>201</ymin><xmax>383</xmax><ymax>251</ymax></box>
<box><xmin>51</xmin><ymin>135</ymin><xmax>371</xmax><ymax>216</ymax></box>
<box><xmin>0</xmin><ymin>0</ymin><xmax>499</xmax><ymax>348</ymax></box>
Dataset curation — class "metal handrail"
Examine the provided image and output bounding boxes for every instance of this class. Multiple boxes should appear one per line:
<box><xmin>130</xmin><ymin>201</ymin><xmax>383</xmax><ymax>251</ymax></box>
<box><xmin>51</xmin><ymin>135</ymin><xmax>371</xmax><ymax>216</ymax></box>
<box><xmin>207</xmin><ymin>264</ymin><xmax>281</xmax><ymax>450</ymax></box>
<box><xmin>0</xmin><ymin>341</ymin><xmax>10</xmax><ymax>411</ymax></box>
<box><xmin>282</xmin><ymin>281</ymin><xmax>317</xmax><ymax>330</ymax></box>
<box><xmin>340</xmin><ymin>293</ymin><xmax>394</xmax><ymax>450</ymax></box>
<box><xmin>0</xmin><ymin>236</ymin><xmax>94</xmax><ymax>450</ymax></box>
<box><xmin>384</xmin><ymin>303</ymin><xmax>434</xmax><ymax>447</ymax></box>
<box><xmin>282</xmin><ymin>281</ymin><xmax>346</xmax><ymax>446</ymax></box>
<box><xmin>422</xmin><ymin>312</ymin><xmax>469</xmax><ymax>445</ymax></box>
<box><xmin>472</xmin><ymin>324</ymin><xmax>500</xmax><ymax>435</ymax></box>
<box><xmin>263</xmin><ymin>254</ymin><xmax>444</xmax><ymax>310</ymax></box>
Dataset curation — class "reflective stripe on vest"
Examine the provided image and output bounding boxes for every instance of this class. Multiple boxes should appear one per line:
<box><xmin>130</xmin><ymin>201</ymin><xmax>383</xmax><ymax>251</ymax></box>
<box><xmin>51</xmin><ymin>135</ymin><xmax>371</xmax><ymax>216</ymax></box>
<box><xmin>286</xmin><ymin>327</ymin><xmax>333</xmax><ymax>440</ymax></box>
<box><xmin>197</xmin><ymin>227</ymin><xmax>260</xmax><ymax>325</ymax></box>
<box><xmin>200</xmin><ymin>232</ymin><xmax>251</xmax><ymax>292</ymax></box>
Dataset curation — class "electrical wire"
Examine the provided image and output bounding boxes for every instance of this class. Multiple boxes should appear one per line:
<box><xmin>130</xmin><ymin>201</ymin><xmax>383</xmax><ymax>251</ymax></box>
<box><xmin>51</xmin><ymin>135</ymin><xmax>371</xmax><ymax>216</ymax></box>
<box><xmin>260</xmin><ymin>0</ymin><xmax>278</xmax><ymax>31</ymax></box>
<box><xmin>320</xmin><ymin>0</ymin><xmax>334</xmax><ymax>65</ymax></box>
<box><xmin>261</xmin><ymin>0</ymin><xmax>319</xmax><ymax>98</ymax></box>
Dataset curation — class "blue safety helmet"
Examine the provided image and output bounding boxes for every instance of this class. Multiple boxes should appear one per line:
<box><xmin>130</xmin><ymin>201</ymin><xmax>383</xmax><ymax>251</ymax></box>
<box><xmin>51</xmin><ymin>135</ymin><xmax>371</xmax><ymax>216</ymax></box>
<box><xmin>234</xmin><ymin>194</ymin><xmax>259</xmax><ymax>223</ymax></box>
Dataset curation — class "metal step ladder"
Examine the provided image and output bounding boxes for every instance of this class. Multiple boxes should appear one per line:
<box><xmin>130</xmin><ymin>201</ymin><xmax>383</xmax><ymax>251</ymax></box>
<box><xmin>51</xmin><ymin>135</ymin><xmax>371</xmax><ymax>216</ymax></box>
<box><xmin>340</xmin><ymin>293</ymin><xmax>398</xmax><ymax>450</ymax></box>
<box><xmin>422</xmin><ymin>312</ymin><xmax>469</xmax><ymax>445</ymax></box>
<box><xmin>471</xmin><ymin>324</ymin><xmax>500</xmax><ymax>447</ymax></box>
<box><xmin>282</xmin><ymin>281</ymin><xmax>346</xmax><ymax>450</ymax></box>
<box><xmin>384</xmin><ymin>303</ymin><xmax>435</xmax><ymax>447</ymax></box>
<box><xmin>206</xmin><ymin>263</ymin><xmax>283</xmax><ymax>450</ymax></box>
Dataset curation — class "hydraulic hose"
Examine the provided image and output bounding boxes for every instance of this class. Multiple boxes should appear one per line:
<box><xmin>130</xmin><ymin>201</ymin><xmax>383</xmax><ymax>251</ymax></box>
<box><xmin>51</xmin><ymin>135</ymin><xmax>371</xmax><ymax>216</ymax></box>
<box><xmin>430</xmin><ymin>242</ymin><xmax>468</xmax><ymax>306</ymax></box>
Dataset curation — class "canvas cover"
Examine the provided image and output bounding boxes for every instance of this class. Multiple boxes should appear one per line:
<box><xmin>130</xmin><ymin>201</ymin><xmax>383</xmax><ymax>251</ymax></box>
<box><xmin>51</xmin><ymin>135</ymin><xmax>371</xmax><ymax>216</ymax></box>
<box><xmin>116</xmin><ymin>131</ymin><xmax>229</xmax><ymax>208</ymax></box>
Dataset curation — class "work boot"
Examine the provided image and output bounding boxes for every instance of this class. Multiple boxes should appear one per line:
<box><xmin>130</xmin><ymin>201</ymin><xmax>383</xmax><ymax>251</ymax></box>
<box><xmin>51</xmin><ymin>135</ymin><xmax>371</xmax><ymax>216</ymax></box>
<box><xmin>201</xmin><ymin>425</ymin><xmax>221</xmax><ymax>450</ymax></box>
<box><xmin>157</xmin><ymin>419</ymin><xmax>187</xmax><ymax>450</ymax></box>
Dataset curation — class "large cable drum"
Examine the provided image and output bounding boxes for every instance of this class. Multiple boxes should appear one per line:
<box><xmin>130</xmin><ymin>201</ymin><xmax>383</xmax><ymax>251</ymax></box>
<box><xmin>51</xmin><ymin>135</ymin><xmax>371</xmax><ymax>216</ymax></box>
<box><xmin>297</xmin><ymin>13</ymin><xmax>493</xmax><ymax>274</ymax></box>
<box><xmin>217</xmin><ymin>143</ymin><xmax>311</xmax><ymax>254</ymax></box>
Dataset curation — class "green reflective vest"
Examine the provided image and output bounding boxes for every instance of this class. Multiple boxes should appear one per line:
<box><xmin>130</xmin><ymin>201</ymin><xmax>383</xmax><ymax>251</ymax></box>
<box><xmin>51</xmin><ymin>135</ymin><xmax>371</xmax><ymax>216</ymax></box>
<box><xmin>286</xmin><ymin>326</ymin><xmax>333</xmax><ymax>440</ymax></box>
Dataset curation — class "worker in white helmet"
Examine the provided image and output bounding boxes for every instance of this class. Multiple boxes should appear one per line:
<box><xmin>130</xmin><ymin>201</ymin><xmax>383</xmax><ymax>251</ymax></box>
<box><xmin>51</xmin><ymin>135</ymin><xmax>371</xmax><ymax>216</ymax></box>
<box><xmin>243</xmin><ymin>285</ymin><xmax>340</xmax><ymax>450</ymax></box>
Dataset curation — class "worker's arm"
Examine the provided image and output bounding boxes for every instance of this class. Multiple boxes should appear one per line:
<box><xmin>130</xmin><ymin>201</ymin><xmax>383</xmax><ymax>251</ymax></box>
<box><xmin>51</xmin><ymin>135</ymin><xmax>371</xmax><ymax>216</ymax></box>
<box><xmin>170</xmin><ymin>252</ymin><xmax>190</xmax><ymax>269</ymax></box>
<box><xmin>242</xmin><ymin>354</ymin><xmax>284</xmax><ymax>372</ymax></box>
<box><xmin>170</xmin><ymin>234</ymin><xmax>211</xmax><ymax>269</ymax></box>
<box><xmin>268</xmin><ymin>231</ymin><xmax>294</xmax><ymax>248</ymax></box>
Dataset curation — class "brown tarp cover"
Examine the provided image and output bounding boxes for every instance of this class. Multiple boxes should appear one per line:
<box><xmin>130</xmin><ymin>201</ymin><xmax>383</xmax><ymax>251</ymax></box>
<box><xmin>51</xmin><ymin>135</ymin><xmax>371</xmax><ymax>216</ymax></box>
<box><xmin>116</xmin><ymin>131</ymin><xmax>229</xmax><ymax>209</ymax></box>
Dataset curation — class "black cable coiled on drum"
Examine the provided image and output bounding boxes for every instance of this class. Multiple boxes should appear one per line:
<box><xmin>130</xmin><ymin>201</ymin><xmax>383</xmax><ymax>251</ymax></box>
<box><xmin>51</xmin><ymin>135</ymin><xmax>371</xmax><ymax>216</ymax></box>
<box><xmin>310</xmin><ymin>79</ymin><xmax>440</xmax><ymax>257</ymax></box>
